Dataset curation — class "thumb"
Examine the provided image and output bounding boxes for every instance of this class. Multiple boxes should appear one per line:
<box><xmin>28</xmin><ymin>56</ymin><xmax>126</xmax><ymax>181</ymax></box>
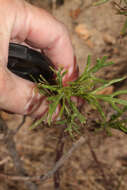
<box><xmin>0</xmin><ymin>1</ymin><xmax>48</xmax><ymax>118</ymax></box>
<box><xmin>0</xmin><ymin>66</ymin><xmax>48</xmax><ymax>116</ymax></box>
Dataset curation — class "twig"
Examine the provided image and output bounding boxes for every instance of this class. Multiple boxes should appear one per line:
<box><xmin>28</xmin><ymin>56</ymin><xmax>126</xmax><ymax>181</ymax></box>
<box><xmin>53</xmin><ymin>127</ymin><xmax>65</xmax><ymax>190</ymax></box>
<box><xmin>0</xmin><ymin>117</ymin><xmax>38</xmax><ymax>190</ymax></box>
<box><xmin>86</xmin><ymin>131</ymin><xmax>111</xmax><ymax>190</ymax></box>
<box><xmin>13</xmin><ymin>116</ymin><xmax>26</xmax><ymax>135</ymax></box>
<box><xmin>0</xmin><ymin>136</ymin><xmax>86</xmax><ymax>182</ymax></box>
<box><xmin>52</xmin><ymin>0</ymin><xmax>57</xmax><ymax>11</ymax></box>
<box><xmin>56</xmin><ymin>0</ymin><xmax>64</xmax><ymax>6</ymax></box>
<box><xmin>116</xmin><ymin>169</ymin><xmax>127</xmax><ymax>190</ymax></box>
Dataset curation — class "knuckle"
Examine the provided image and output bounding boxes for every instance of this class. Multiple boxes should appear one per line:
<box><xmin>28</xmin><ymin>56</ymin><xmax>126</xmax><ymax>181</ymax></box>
<box><xmin>60</xmin><ymin>22</ymin><xmax>68</xmax><ymax>33</ymax></box>
<box><xmin>24</xmin><ymin>87</ymin><xmax>41</xmax><ymax>115</ymax></box>
<box><xmin>0</xmin><ymin>67</ymin><xmax>10</xmax><ymax>105</ymax></box>
<box><xmin>24</xmin><ymin>86</ymin><xmax>48</xmax><ymax>118</ymax></box>
<box><xmin>57</xmin><ymin>21</ymin><xmax>69</xmax><ymax>39</ymax></box>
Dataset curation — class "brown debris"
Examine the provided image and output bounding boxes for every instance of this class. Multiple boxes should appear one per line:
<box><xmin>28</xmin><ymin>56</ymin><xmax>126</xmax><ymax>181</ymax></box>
<box><xmin>70</xmin><ymin>8</ymin><xmax>81</xmax><ymax>19</ymax></box>
<box><xmin>0</xmin><ymin>111</ymin><xmax>14</xmax><ymax>121</ymax></box>
<box><xmin>103</xmin><ymin>33</ymin><xmax>116</xmax><ymax>45</ymax></box>
<box><xmin>75</xmin><ymin>24</ymin><xmax>92</xmax><ymax>41</ymax></box>
<box><xmin>85</xmin><ymin>39</ymin><xmax>94</xmax><ymax>49</ymax></box>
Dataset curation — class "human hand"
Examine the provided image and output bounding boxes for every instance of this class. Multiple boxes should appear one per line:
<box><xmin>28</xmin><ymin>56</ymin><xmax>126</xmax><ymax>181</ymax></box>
<box><xmin>0</xmin><ymin>0</ymin><xmax>78</xmax><ymax>118</ymax></box>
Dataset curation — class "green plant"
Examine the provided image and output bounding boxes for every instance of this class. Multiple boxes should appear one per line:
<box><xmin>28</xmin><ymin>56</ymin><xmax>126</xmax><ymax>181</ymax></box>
<box><xmin>30</xmin><ymin>56</ymin><xmax>127</xmax><ymax>137</ymax></box>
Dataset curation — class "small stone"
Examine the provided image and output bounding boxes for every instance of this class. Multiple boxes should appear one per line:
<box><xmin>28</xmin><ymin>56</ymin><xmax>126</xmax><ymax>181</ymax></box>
<box><xmin>70</xmin><ymin>8</ymin><xmax>81</xmax><ymax>19</ymax></box>
<box><xmin>103</xmin><ymin>33</ymin><xmax>116</xmax><ymax>45</ymax></box>
<box><xmin>75</xmin><ymin>24</ymin><xmax>91</xmax><ymax>40</ymax></box>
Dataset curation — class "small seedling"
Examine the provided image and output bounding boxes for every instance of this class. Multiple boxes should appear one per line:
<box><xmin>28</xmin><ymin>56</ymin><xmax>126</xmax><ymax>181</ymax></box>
<box><xmin>30</xmin><ymin>56</ymin><xmax>127</xmax><ymax>137</ymax></box>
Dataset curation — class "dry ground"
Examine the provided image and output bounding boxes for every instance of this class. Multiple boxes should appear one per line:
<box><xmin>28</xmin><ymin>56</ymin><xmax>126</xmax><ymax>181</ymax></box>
<box><xmin>1</xmin><ymin>0</ymin><xmax>127</xmax><ymax>190</ymax></box>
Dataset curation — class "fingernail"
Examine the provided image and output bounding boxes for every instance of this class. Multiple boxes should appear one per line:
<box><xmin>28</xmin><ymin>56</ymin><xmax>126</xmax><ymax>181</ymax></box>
<box><xmin>68</xmin><ymin>65</ymin><xmax>74</xmax><ymax>78</ymax></box>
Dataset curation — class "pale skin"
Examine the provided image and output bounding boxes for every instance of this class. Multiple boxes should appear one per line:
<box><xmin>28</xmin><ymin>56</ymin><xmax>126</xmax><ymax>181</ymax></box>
<box><xmin>0</xmin><ymin>0</ymin><xmax>78</xmax><ymax>118</ymax></box>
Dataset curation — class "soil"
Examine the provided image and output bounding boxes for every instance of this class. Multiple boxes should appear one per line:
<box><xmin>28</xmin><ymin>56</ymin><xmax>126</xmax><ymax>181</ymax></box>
<box><xmin>1</xmin><ymin>0</ymin><xmax>127</xmax><ymax>190</ymax></box>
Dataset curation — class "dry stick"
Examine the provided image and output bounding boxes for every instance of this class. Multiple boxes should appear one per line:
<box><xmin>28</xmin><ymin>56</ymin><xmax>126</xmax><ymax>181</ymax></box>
<box><xmin>52</xmin><ymin>0</ymin><xmax>57</xmax><ymax>10</ymax></box>
<box><xmin>41</xmin><ymin>136</ymin><xmax>86</xmax><ymax>182</ymax></box>
<box><xmin>53</xmin><ymin>127</ymin><xmax>65</xmax><ymax>190</ymax></box>
<box><xmin>0</xmin><ymin>136</ymin><xmax>86</xmax><ymax>182</ymax></box>
<box><xmin>87</xmin><ymin>132</ymin><xmax>111</xmax><ymax>190</ymax></box>
<box><xmin>0</xmin><ymin>117</ymin><xmax>38</xmax><ymax>190</ymax></box>
<box><xmin>13</xmin><ymin>116</ymin><xmax>26</xmax><ymax>135</ymax></box>
<box><xmin>116</xmin><ymin>169</ymin><xmax>127</xmax><ymax>190</ymax></box>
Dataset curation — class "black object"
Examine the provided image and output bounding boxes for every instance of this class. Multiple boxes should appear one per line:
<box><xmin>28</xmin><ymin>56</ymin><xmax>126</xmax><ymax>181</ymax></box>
<box><xmin>8</xmin><ymin>43</ymin><xmax>54</xmax><ymax>83</ymax></box>
<box><xmin>56</xmin><ymin>0</ymin><xmax>64</xmax><ymax>6</ymax></box>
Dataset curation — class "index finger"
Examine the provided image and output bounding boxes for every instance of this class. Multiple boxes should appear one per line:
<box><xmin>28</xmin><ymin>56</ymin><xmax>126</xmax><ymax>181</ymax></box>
<box><xmin>12</xmin><ymin>1</ymin><xmax>78</xmax><ymax>83</ymax></box>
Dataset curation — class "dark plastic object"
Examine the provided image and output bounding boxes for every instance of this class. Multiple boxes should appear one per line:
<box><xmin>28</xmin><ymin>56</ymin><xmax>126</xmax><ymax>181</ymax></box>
<box><xmin>8</xmin><ymin>43</ymin><xmax>54</xmax><ymax>83</ymax></box>
<box><xmin>56</xmin><ymin>0</ymin><xmax>64</xmax><ymax>6</ymax></box>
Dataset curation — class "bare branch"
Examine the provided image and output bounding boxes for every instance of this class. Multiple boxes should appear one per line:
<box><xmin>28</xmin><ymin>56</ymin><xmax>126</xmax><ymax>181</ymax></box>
<box><xmin>52</xmin><ymin>0</ymin><xmax>57</xmax><ymax>10</ymax></box>
<box><xmin>86</xmin><ymin>130</ymin><xmax>112</xmax><ymax>190</ymax></box>
<box><xmin>13</xmin><ymin>116</ymin><xmax>26</xmax><ymax>135</ymax></box>
<box><xmin>53</xmin><ymin>127</ymin><xmax>65</xmax><ymax>189</ymax></box>
<box><xmin>0</xmin><ymin>117</ymin><xmax>38</xmax><ymax>190</ymax></box>
<box><xmin>0</xmin><ymin>136</ymin><xmax>86</xmax><ymax>182</ymax></box>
